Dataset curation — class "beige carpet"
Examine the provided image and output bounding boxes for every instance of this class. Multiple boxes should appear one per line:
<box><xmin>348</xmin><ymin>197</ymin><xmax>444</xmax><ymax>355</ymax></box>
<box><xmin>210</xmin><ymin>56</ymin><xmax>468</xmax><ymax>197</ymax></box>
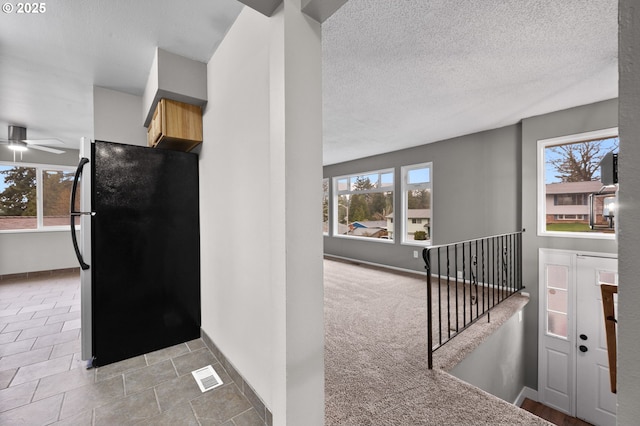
<box><xmin>324</xmin><ymin>258</ymin><xmax>550</xmax><ymax>425</ymax></box>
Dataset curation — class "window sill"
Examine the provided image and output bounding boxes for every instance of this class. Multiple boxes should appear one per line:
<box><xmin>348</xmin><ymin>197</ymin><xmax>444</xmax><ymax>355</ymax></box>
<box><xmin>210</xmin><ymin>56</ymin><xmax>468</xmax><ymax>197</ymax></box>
<box><xmin>331</xmin><ymin>234</ymin><xmax>395</xmax><ymax>243</ymax></box>
<box><xmin>537</xmin><ymin>230</ymin><xmax>616</xmax><ymax>240</ymax></box>
<box><xmin>401</xmin><ymin>240</ymin><xmax>432</xmax><ymax>247</ymax></box>
<box><xmin>0</xmin><ymin>226</ymin><xmax>78</xmax><ymax>235</ymax></box>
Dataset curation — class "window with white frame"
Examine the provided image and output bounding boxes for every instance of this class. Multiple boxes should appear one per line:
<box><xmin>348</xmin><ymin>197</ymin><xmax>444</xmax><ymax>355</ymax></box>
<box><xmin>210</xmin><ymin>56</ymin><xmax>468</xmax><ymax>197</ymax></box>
<box><xmin>333</xmin><ymin>169</ymin><xmax>394</xmax><ymax>240</ymax></box>
<box><xmin>538</xmin><ymin>128</ymin><xmax>618</xmax><ymax>238</ymax></box>
<box><xmin>0</xmin><ymin>162</ymin><xmax>78</xmax><ymax>231</ymax></box>
<box><xmin>322</xmin><ymin>178</ymin><xmax>329</xmax><ymax>235</ymax></box>
<box><xmin>402</xmin><ymin>163</ymin><xmax>432</xmax><ymax>244</ymax></box>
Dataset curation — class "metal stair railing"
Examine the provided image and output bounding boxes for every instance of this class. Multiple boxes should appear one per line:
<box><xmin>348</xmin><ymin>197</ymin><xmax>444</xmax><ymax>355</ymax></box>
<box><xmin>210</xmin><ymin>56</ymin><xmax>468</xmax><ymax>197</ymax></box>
<box><xmin>422</xmin><ymin>230</ymin><xmax>525</xmax><ymax>369</ymax></box>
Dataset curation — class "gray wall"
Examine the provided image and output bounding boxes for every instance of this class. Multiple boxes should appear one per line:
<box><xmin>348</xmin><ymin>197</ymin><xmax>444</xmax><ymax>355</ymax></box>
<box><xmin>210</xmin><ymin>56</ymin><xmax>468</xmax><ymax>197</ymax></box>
<box><xmin>324</xmin><ymin>123</ymin><xmax>521</xmax><ymax>273</ymax></box>
<box><xmin>94</xmin><ymin>86</ymin><xmax>147</xmax><ymax>146</ymax></box>
<box><xmin>618</xmin><ymin>1</ymin><xmax>640</xmax><ymax>423</ymax></box>
<box><xmin>520</xmin><ymin>98</ymin><xmax>618</xmax><ymax>390</ymax></box>
<box><xmin>324</xmin><ymin>98</ymin><xmax>618</xmax><ymax>395</ymax></box>
<box><xmin>450</xmin><ymin>304</ymin><xmax>528</xmax><ymax>403</ymax></box>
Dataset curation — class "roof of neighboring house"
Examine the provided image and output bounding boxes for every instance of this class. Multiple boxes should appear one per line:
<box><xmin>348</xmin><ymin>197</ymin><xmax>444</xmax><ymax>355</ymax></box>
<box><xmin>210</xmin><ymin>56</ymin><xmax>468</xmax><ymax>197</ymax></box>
<box><xmin>545</xmin><ymin>181</ymin><xmax>604</xmax><ymax>194</ymax></box>
<box><xmin>352</xmin><ymin>220</ymin><xmax>387</xmax><ymax>229</ymax></box>
<box><xmin>407</xmin><ymin>209</ymin><xmax>430</xmax><ymax>218</ymax></box>
<box><xmin>386</xmin><ymin>209</ymin><xmax>431</xmax><ymax>219</ymax></box>
<box><xmin>336</xmin><ymin>221</ymin><xmax>388</xmax><ymax>235</ymax></box>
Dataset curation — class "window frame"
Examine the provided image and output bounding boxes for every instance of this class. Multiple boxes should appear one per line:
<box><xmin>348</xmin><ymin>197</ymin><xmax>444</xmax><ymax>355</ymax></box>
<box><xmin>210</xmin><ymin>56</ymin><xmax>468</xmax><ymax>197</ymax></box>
<box><xmin>545</xmin><ymin>263</ymin><xmax>570</xmax><ymax>340</ymax></box>
<box><xmin>554</xmin><ymin>193</ymin><xmax>588</xmax><ymax>206</ymax></box>
<box><xmin>332</xmin><ymin>168</ymin><xmax>395</xmax><ymax>243</ymax></box>
<box><xmin>555</xmin><ymin>214</ymin><xmax>586</xmax><ymax>221</ymax></box>
<box><xmin>0</xmin><ymin>161</ymin><xmax>77</xmax><ymax>233</ymax></box>
<box><xmin>401</xmin><ymin>162</ymin><xmax>432</xmax><ymax>246</ymax></box>
<box><xmin>536</xmin><ymin>127</ymin><xmax>618</xmax><ymax>240</ymax></box>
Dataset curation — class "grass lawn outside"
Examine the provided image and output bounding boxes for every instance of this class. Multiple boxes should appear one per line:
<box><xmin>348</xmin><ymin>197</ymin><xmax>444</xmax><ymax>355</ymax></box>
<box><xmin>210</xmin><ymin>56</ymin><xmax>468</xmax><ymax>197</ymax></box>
<box><xmin>546</xmin><ymin>222</ymin><xmax>614</xmax><ymax>233</ymax></box>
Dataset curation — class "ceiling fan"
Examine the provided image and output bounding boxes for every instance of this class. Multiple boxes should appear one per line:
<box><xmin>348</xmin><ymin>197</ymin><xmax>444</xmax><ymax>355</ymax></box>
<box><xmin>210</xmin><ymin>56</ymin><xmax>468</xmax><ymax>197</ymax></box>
<box><xmin>0</xmin><ymin>125</ymin><xmax>66</xmax><ymax>154</ymax></box>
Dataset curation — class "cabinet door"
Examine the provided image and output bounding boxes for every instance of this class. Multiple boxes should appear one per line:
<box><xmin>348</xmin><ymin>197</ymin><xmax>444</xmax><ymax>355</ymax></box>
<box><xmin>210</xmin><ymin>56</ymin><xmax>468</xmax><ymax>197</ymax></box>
<box><xmin>162</xmin><ymin>99</ymin><xmax>202</xmax><ymax>142</ymax></box>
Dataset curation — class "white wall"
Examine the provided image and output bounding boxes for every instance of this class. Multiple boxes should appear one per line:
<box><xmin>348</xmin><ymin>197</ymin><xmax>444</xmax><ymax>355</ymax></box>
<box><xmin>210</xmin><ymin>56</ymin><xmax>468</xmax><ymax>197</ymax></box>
<box><xmin>142</xmin><ymin>48</ymin><xmax>208</xmax><ymax>126</ymax></box>
<box><xmin>200</xmin><ymin>2</ymin><xmax>323</xmax><ymax>425</ymax></box>
<box><xmin>0</xmin><ymin>231</ymin><xmax>79</xmax><ymax>275</ymax></box>
<box><xmin>200</xmin><ymin>3</ymin><xmax>272</xmax><ymax>404</ymax></box>
<box><xmin>617</xmin><ymin>1</ymin><xmax>640</xmax><ymax>423</ymax></box>
<box><xmin>0</xmin><ymin>87</ymin><xmax>147</xmax><ymax>276</ymax></box>
<box><xmin>93</xmin><ymin>86</ymin><xmax>147</xmax><ymax>146</ymax></box>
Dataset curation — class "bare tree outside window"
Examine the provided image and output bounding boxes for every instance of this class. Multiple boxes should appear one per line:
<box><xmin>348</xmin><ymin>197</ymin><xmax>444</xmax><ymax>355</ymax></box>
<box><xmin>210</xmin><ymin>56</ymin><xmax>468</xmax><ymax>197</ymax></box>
<box><xmin>547</xmin><ymin>139</ymin><xmax>618</xmax><ymax>183</ymax></box>
<box><xmin>543</xmin><ymin>136</ymin><xmax>618</xmax><ymax>234</ymax></box>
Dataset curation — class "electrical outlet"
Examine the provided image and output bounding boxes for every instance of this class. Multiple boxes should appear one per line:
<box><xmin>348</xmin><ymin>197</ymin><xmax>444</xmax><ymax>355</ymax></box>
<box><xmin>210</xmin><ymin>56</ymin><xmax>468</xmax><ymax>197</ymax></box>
<box><xmin>413</xmin><ymin>250</ymin><xmax>418</xmax><ymax>258</ymax></box>
<box><xmin>457</xmin><ymin>271</ymin><xmax>463</xmax><ymax>279</ymax></box>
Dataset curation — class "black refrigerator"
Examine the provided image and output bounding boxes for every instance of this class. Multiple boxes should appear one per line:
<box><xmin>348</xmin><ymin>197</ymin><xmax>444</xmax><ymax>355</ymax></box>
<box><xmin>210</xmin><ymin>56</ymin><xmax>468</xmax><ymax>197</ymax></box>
<box><xmin>71</xmin><ymin>139</ymin><xmax>200</xmax><ymax>368</ymax></box>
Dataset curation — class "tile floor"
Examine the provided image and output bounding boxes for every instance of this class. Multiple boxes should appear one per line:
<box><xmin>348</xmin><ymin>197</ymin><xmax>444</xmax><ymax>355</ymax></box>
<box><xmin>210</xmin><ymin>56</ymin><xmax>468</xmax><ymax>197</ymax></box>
<box><xmin>0</xmin><ymin>271</ymin><xmax>267</xmax><ymax>426</ymax></box>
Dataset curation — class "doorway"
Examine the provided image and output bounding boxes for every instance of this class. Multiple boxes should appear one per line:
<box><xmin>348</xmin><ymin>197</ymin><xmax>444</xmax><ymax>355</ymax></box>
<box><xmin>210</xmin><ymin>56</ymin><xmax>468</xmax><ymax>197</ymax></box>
<box><xmin>538</xmin><ymin>249</ymin><xmax>617</xmax><ymax>426</ymax></box>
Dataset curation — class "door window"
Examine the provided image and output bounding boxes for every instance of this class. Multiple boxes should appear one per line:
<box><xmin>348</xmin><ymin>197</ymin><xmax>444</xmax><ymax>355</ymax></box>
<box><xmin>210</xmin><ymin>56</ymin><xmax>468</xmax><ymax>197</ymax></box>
<box><xmin>546</xmin><ymin>264</ymin><xmax>569</xmax><ymax>338</ymax></box>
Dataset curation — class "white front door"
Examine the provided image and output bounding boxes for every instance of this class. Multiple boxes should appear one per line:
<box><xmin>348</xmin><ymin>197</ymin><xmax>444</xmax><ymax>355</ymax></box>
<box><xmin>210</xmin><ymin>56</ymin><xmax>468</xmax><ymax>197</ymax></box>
<box><xmin>575</xmin><ymin>255</ymin><xmax>617</xmax><ymax>426</ymax></box>
<box><xmin>538</xmin><ymin>250</ymin><xmax>617</xmax><ymax>425</ymax></box>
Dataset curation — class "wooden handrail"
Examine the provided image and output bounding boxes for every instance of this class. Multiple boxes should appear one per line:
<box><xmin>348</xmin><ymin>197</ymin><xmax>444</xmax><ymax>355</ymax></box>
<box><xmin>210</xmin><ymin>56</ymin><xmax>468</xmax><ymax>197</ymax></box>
<box><xmin>600</xmin><ymin>284</ymin><xmax>618</xmax><ymax>393</ymax></box>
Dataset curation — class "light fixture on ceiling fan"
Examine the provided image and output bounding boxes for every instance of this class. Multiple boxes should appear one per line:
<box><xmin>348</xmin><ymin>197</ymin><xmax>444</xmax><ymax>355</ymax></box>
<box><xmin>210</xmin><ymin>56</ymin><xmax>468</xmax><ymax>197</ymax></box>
<box><xmin>0</xmin><ymin>125</ymin><xmax>66</xmax><ymax>155</ymax></box>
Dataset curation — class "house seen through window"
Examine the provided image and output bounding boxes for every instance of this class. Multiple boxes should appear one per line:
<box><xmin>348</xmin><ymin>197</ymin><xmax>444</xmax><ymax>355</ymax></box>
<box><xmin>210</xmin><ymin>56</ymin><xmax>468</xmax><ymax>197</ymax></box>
<box><xmin>402</xmin><ymin>163</ymin><xmax>431</xmax><ymax>244</ymax></box>
<box><xmin>539</xmin><ymin>129</ymin><xmax>618</xmax><ymax>237</ymax></box>
<box><xmin>333</xmin><ymin>169</ymin><xmax>394</xmax><ymax>240</ymax></box>
<box><xmin>0</xmin><ymin>163</ymin><xmax>78</xmax><ymax>231</ymax></box>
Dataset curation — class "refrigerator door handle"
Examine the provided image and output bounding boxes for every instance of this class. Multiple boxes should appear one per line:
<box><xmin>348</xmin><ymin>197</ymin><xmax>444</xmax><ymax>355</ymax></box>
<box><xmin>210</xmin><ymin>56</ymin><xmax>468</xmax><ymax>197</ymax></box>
<box><xmin>70</xmin><ymin>157</ymin><xmax>92</xmax><ymax>270</ymax></box>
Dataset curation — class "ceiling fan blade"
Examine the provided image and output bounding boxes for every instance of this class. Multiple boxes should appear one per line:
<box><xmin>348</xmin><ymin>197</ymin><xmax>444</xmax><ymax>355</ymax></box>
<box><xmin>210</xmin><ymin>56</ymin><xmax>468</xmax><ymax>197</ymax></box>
<box><xmin>23</xmin><ymin>138</ymin><xmax>65</xmax><ymax>145</ymax></box>
<box><xmin>28</xmin><ymin>145</ymin><xmax>65</xmax><ymax>154</ymax></box>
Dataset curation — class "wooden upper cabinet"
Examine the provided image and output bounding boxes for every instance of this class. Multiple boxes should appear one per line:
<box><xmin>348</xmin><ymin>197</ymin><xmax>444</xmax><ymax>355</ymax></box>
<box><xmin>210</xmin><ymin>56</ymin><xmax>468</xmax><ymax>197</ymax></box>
<box><xmin>147</xmin><ymin>98</ymin><xmax>203</xmax><ymax>152</ymax></box>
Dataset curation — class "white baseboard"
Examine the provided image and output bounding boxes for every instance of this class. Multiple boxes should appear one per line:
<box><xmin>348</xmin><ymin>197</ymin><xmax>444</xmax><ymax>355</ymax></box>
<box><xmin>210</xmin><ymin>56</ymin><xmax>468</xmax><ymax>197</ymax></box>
<box><xmin>323</xmin><ymin>254</ymin><xmax>425</xmax><ymax>276</ymax></box>
<box><xmin>514</xmin><ymin>386</ymin><xmax>538</xmax><ymax>406</ymax></box>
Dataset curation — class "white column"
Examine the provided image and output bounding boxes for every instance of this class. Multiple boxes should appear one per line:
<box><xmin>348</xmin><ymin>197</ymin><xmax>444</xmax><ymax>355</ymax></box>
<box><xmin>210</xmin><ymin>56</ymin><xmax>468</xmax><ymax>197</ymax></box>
<box><xmin>269</xmin><ymin>0</ymin><xmax>324</xmax><ymax>424</ymax></box>
<box><xmin>617</xmin><ymin>0</ymin><xmax>640</xmax><ymax>423</ymax></box>
<box><xmin>200</xmin><ymin>2</ymin><xmax>323</xmax><ymax>425</ymax></box>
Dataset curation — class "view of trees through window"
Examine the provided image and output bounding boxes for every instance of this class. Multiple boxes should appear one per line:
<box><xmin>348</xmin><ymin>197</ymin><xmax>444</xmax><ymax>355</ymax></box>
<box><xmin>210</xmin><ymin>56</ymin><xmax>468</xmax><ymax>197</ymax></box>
<box><xmin>334</xmin><ymin>170</ymin><xmax>393</xmax><ymax>240</ymax></box>
<box><xmin>322</xmin><ymin>178</ymin><xmax>329</xmax><ymax>235</ymax></box>
<box><xmin>403</xmin><ymin>163</ymin><xmax>431</xmax><ymax>243</ymax></box>
<box><xmin>44</xmin><ymin>169</ymin><xmax>77</xmax><ymax>226</ymax></box>
<box><xmin>542</xmin><ymin>134</ymin><xmax>618</xmax><ymax>234</ymax></box>
<box><xmin>0</xmin><ymin>164</ymin><xmax>77</xmax><ymax>230</ymax></box>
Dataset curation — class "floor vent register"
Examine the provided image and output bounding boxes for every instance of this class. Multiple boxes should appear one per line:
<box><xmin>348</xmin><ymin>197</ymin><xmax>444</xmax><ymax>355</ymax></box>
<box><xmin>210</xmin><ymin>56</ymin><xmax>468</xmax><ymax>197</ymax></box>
<box><xmin>192</xmin><ymin>365</ymin><xmax>224</xmax><ymax>392</ymax></box>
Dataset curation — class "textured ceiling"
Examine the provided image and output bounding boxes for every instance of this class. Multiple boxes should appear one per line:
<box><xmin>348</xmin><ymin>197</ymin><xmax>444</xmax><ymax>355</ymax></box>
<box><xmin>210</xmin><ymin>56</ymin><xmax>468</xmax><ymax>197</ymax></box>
<box><xmin>322</xmin><ymin>0</ymin><xmax>618</xmax><ymax>165</ymax></box>
<box><xmin>0</xmin><ymin>0</ymin><xmax>243</xmax><ymax>148</ymax></box>
<box><xmin>0</xmin><ymin>0</ymin><xmax>618</xmax><ymax>164</ymax></box>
